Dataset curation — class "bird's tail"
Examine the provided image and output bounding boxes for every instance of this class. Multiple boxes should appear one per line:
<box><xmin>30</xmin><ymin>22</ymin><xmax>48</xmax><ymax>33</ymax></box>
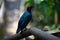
<box><xmin>16</xmin><ymin>28</ymin><xmax>21</xmax><ymax>33</ymax></box>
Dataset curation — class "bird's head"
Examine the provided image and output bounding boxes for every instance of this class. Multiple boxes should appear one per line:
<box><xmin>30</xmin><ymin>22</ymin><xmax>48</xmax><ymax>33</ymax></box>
<box><xmin>27</xmin><ymin>5</ymin><xmax>33</xmax><ymax>12</ymax></box>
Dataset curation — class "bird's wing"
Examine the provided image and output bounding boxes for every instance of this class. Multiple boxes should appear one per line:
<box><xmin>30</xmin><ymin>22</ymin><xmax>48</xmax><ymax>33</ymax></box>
<box><xmin>20</xmin><ymin>15</ymin><xmax>32</xmax><ymax>30</ymax></box>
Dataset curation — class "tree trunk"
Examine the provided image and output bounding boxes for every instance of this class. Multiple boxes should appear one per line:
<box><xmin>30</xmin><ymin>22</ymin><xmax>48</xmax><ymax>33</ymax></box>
<box><xmin>3</xmin><ymin>0</ymin><xmax>25</xmax><ymax>40</ymax></box>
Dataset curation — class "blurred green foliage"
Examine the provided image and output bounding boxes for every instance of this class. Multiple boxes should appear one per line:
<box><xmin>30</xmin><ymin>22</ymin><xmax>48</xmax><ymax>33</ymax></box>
<box><xmin>24</xmin><ymin>0</ymin><xmax>60</xmax><ymax>31</ymax></box>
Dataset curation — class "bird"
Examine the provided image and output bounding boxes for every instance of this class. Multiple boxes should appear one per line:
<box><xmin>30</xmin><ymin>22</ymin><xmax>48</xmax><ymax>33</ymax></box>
<box><xmin>16</xmin><ymin>6</ymin><xmax>33</xmax><ymax>33</ymax></box>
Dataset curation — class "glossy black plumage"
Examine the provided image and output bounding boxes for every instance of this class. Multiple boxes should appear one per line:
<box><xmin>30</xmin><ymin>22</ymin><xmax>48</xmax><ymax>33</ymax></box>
<box><xmin>16</xmin><ymin>6</ymin><xmax>33</xmax><ymax>33</ymax></box>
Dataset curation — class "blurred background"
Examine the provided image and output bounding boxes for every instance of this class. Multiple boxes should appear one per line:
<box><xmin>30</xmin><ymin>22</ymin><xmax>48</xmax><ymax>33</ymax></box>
<box><xmin>0</xmin><ymin>0</ymin><xmax>60</xmax><ymax>40</ymax></box>
<box><xmin>0</xmin><ymin>0</ymin><xmax>25</xmax><ymax>40</ymax></box>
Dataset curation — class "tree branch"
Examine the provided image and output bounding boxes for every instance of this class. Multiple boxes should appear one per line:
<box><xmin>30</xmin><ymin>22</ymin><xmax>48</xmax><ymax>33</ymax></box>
<box><xmin>29</xmin><ymin>27</ymin><xmax>60</xmax><ymax>40</ymax></box>
<box><xmin>3</xmin><ymin>30</ymin><xmax>31</xmax><ymax>40</ymax></box>
<box><xmin>3</xmin><ymin>27</ymin><xmax>60</xmax><ymax>40</ymax></box>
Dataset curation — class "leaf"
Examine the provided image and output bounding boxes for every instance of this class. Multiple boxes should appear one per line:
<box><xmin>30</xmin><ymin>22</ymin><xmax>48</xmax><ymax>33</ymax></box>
<box><xmin>24</xmin><ymin>0</ymin><xmax>34</xmax><ymax>6</ymax></box>
<box><xmin>24</xmin><ymin>1</ymin><xmax>30</xmax><ymax>6</ymax></box>
<box><xmin>29</xmin><ymin>0</ymin><xmax>34</xmax><ymax>4</ymax></box>
<box><xmin>45</xmin><ymin>7</ymin><xmax>52</xmax><ymax>17</ymax></box>
<box><xmin>51</xmin><ymin>24</ymin><xmax>56</xmax><ymax>30</ymax></box>
<box><xmin>39</xmin><ymin>1</ymin><xmax>48</xmax><ymax>14</ymax></box>
<box><xmin>34</xmin><ymin>0</ymin><xmax>44</xmax><ymax>4</ymax></box>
